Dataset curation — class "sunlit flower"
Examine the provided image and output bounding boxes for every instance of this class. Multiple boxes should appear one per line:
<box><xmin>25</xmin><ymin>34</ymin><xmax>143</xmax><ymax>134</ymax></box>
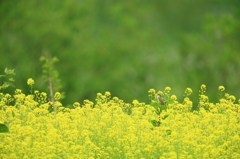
<box><xmin>157</xmin><ymin>91</ymin><xmax>163</xmax><ymax>95</ymax></box>
<box><xmin>0</xmin><ymin>87</ymin><xmax>239</xmax><ymax>158</ymax></box>
<box><xmin>200</xmin><ymin>84</ymin><xmax>206</xmax><ymax>94</ymax></box>
<box><xmin>218</xmin><ymin>86</ymin><xmax>225</xmax><ymax>91</ymax></box>
<box><xmin>171</xmin><ymin>95</ymin><xmax>177</xmax><ymax>100</ymax></box>
<box><xmin>34</xmin><ymin>90</ymin><xmax>39</xmax><ymax>94</ymax></box>
<box><xmin>54</xmin><ymin>92</ymin><xmax>61</xmax><ymax>100</ymax></box>
<box><xmin>229</xmin><ymin>95</ymin><xmax>236</xmax><ymax>102</ymax></box>
<box><xmin>73</xmin><ymin>102</ymin><xmax>80</xmax><ymax>108</ymax></box>
<box><xmin>148</xmin><ymin>89</ymin><xmax>156</xmax><ymax>93</ymax></box>
<box><xmin>165</xmin><ymin>86</ymin><xmax>171</xmax><ymax>92</ymax></box>
<box><xmin>27</xmin><ymin>78</ymin><xmax>35</xmax><ymax>85</ymax></box>
<box><xmin>132</xmin><ymin>99</ymin><xmax>139</xmax><ymax>106</ymax></box>
<box><xmin>97</xmin><ymin>93</ymin><xmax>102</xmax><ymax>96</ymax></box>
<box><xmin>185</xmin><ymin>88</ymin><xmax>193</xmax><ymax>96</ymax></box>
<box><xmin>105</xmin><ymin>91</ymin><xmax>111</xmax><ymax>96</ymax></box>
<box><xmin>15</xmin><ymin>89</ymin><xmax>22</xmax><ymax>94</ymax></box>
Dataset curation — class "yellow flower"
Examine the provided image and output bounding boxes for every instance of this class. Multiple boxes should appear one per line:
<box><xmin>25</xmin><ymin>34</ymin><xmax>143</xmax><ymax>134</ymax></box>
<box><xmin>41</xmin><ymin>92</ymin><xmax>47</xmax><ymax>97</ymax></box>
<box><xmin>224</xmin><ymin>93</ymin><xmax>229</xmax><ymax>99</ymax></box>
<box><xmin>105</xmin><ymin>91</ymin><xmax>111</xmax><ymax>96</ymax></box>
<box><xmin>171</xmin><ymin>95</ymin><xmax>177</xmax><ymax>100</ymax></box>
<box><xmin>132</xmin><ymin>100</ymin><xmax>139</xmax><ymax>106</ymax></box>
<box><xmin>97</xmin><ymin>93</ymin><xmax>102</xmax><ymax>96</ymax></box>
<box><xmin>157</xmin><ymin>91</ymin><xmax>163</xmax><ymax>95</ymax></box>
<box><xmin>148</xmin><ymin>89</ymin><xmax>156</xmax><ymax>93</ymax></box>
<box><xmin>229</xmin><ymin>95</ymin><xmax>236</xmax><ymax>102</ymax></box>
<box><xmin>1</xmin><ymin>87</ymin><xmax>239</xmax><ymax>158</ymax></box>
<box><xmin>200</xmin><ymin>84</ymin><xmax>206</xmax><ymax>93</ymax></box>
<box><xmin>165</xmin><ymin>86</ymin><xmax>171</xmax><ymax>92</ymax></box>
<box><xmin>54</xmin><ymin>92</ymin><xmax>61</xmax><ymax>100</ymax></box>
<box><xmin>113</xmin><ymin>97</ymin><xmax>119</xmax><ymax>101</ymax></box>
<box><xmin>185</xmin><ymin>88</ymin><xmax>193</xmax><ymax>96</ymax></box>
<box><xmin>27</xmin><ymin>78</ymin><xmax>35</xmax><ymax>85</ymax></box>
<box><xmin>201</xmin><ymin>84</ymin><xmax>206</xmax><ymax>89</ymax></box>
<box><xmin>34</xmin><ymin>90</ymin><xmax>39</xmax><ymax>94</ymax></box>
<box><xmin>15</xmin><ymin>89</ymin><xmax>22</xmax><ymax>94</ymax></box>
<box><xmin>73</xmin><ymin>102</ymin><xmax>80</xmax><ymax>108</ymax></box>
<box><xmin>218</xmin><ymin>86</ymin><xmax>225</xmax><ymax>91</ymax></box>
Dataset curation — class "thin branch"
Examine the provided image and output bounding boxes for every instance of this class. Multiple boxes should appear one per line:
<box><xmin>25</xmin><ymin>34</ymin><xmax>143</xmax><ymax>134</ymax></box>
<box><xmin>48</xmin><ymin>75</ymin><xmax>56</xmax><ymax>115</ymax></box>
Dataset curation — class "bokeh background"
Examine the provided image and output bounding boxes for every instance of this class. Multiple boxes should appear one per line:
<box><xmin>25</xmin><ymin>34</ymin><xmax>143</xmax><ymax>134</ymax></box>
<box><xmin>1</xmin><ymin>0</ymin><xmax>240</xmax><ymax>107</ymax></box>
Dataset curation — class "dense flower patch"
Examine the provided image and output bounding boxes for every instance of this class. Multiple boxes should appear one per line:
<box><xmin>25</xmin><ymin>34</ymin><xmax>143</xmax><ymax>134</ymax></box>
<box><xmin>0</xmin><ymin>83</ymin><xmax>239</xmax><ymax>159</ymax></box>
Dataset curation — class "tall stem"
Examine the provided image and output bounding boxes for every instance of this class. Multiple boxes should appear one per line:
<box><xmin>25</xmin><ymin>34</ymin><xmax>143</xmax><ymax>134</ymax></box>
<box><xmin>48</xmin><ymin>75</ymin><xmax>56</xmax><ymax>114</ymax></box>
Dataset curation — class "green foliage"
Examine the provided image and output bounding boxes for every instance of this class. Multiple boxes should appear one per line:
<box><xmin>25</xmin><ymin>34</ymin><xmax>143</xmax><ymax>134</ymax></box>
<box><xmin>40</xmin><ymin>56</ymin><xmax>61</xmax><ymax>92</ymax></box>
<box><xmin>0</xmin><ymin>123</ymin><xmax>9</xmax><ymax>133</ymax></box>
<box><xmin>0</xmin><ymin>68</ymin><xmax>15</xmax><ymax>100</ymax></box>
<box><xmin>151</xmin><ymin>98</ymin><xmax>167</xmax><ymax>113</ymax></box>
<box><xmin>40</xmin><ymin>55</ymin><xmax>64</xmax><ymax>102</ymax></box>
<box><xmin>179</xmin><ymin>13</ymin><xmax>240</xmax><ymax>103</ymax></box>
<box><xmin>150</xmin><ymin>119</ymin><xmax>158</xmax><ymax>127</ymax></box>
<box><xmin>0</xmin><ymin>0</ymin><xmax>239</xmax><ymax>106</ymax></box>
<box><xmin>149</xmin><ymin>89</ymin><xmax>174</xmax><ymax>127</ymax></box>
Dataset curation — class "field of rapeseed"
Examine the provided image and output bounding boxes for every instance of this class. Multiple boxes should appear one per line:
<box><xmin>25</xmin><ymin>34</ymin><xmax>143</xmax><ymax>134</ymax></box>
<box><xmin>0</xmin><ymin>80</ymin><xmax>239</xmax><ymax>159</ymax></box>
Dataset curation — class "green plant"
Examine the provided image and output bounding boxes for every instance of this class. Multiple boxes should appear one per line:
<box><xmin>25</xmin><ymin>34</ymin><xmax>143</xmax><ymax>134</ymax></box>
<box><xmin>0</xmin><ymin>68</ymin><xmax>15</xmax><ymax>100</ymax></box>
<box><xmin>149</xmin><ymin>87</ymin><xmax>175</xmax><ymax>127</ymax></box>
<box><xmin>40</xmin><ymin>55</ymin><xmax>64</xmax><ymax>114</ymax></box>
<box><xmin>0</xmin><ymin>68</ymin><xmax>16</xmax><ymax>133</ymax></box>
<box><xmin>0</xmin><ymin>123</ymin><xmax>9</xmax><ymax>133</ymax></box>
<box><xmin>0</xmin><ymin>68</ymin><xmax>15</xmax><ymax>91</ymax></box>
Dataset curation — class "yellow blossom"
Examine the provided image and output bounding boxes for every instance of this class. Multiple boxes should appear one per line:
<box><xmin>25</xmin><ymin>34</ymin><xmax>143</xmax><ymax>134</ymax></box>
<box><xmin>165</xmin><ymin>86</ymin><xmax>171</xmax><ymax>92</ymax></box>
<box><xmin>200</xmin><ymin>84</ymin><xmax>206</xmax><ymax>94</ymax></box>
<box><xmin>185</xmin><ymin>88</ymin><xmax>193</xmax><ymax>96</ymax></box>
<box><xmin>73</xmin><ymin>102</ymin><xmax>80</xmax><ymax>108</ymax></box>
<box><xmin>15</xmin><ymin>89</ymin><xmax>22</xmax><ymax>94</ymax></box>
<box><xmin>0</xmin><ymin>87</ymin><xmax>239</xmax><ymax>158</ymax></box>
<box><xmin>157</xmin><ymin>91</ymin><xmax>163</xmax><ymax>95</ymax></box>
<box><xmin>218</xmin><ymin>86</ymin><xmax>225</xmax><ymax>91</ymax></box>
<box><xmin>27</xmin><ymin>78</ymin><xmax>35</xmax><ymax>85</ymax></box>
<box><xmin>171</xmin><ymin>95</ymin><xmax>177</xmax><ymax>100</ymax></box>
<box><xmin>54</xmin><ymin>92</ymin><xmax>61</xmax><ymax>100</ymax></box>
<box><xmin>148</xmin><ymin>89</ymin><xmax>156</xmax><ymax>93</ymax></box>
<box><xmin>229</xmin><ymin>95</ymin><xmax>236</xmax><ymax>102</ymax></box>
<box><xmin>105</xmin><ymin>91</ymin><xmax>111</xmax><ymax>96</ymax></box>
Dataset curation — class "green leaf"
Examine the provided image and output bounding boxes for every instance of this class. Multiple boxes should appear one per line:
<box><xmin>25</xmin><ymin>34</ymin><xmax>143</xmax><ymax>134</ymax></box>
<box><xmin>158</xmin><ymin>105</ymin><xmax>167</xmax><ymax>110</ymax></box>
<box><xmin>150</xmin><ymin>120</ymin><xmax>158</xmax><ymax>127</ymax></box>
<box><xmin>1</xmin><ymin>82</ymin><xmax>15</xmax><ymax>89</ymax></box>
<box><xmin>152</xmin><ymin>98</ymin><xmax>157</xmax><ymax>102</ymax></box>
<box><xmin>4</xmin><ymin>68</ymin><xmax>8</xmax><ymax>74</ymax></box>
<box><xmin>12</xmin><ymin>111</ymin><xmax>15</xmax><ymax>118</ymax></box>
<box><xmin>0</xmin><ymin>75</ymin><xmax>5</xmax><ymax>78</ymax></box>
<box><xmin>4</xmin><ymin>68</ymin><xmax>15</xmax><ymax>75</ymax></box>
<box><xmin>166</xmin><ymin>129</ymin><xmax>172</xmax><ymax>135</ymax></box>
<box><xmin>7</xmin><ymin>82</ymin><xmax>15</xmax><ymax>88</ymax></box>
<box><xmin>150</xmin><ymin>102</ymin><xmax>159</xmax><ymax>109</ymax></box>
<box><xmin>166</xmin><ymin>99</ymin><xmax>174</xmax><ymax>104</ymax></box>
<box><xmin>1</xmin><ymin>82</ymin><xmax>9</xmax><ymax>89</ymax></box>
<box><xmin>4</xmin><ymin>121</ymin><xmax>9</xmax><ymax>125</ymax></box>
<box><xmin>8</xmin><ymin>78</ymin><xmax>15</xmax><ymax>82</ymax></box>
<box><xmin>0</xmin><ymin>123</ymin><xmax>9</xmax><ymax>133</ymax></box>
<box><xmin>162</xmin><ymin>114</ymin><xmax>169</xmax><ymax>120</ymax></box>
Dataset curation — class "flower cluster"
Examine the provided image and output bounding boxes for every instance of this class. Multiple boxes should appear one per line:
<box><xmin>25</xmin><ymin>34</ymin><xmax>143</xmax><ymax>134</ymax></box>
<box><xmin>27</xmin><ymin>78</ymin><xmax>35</xmax><ymax>86</ymax></box>
<box><xmin>0</xmin><ymin>86</ymin><xmax>239</xmax><ymax>159</ymax></box>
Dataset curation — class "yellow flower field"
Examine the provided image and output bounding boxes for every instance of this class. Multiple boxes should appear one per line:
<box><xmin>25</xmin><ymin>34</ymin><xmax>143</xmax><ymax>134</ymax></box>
<box><xmin>0</xmin><ymin>84</ymin><xmax>239</xmax><ymax>159</ymax></box>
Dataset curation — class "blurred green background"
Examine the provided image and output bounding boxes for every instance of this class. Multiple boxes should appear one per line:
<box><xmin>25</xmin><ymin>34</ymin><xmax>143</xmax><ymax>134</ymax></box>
<box><xmin>1</xmin><ymin>0</ymin><xmax>240</xmax><ymax>106</ymax></box>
